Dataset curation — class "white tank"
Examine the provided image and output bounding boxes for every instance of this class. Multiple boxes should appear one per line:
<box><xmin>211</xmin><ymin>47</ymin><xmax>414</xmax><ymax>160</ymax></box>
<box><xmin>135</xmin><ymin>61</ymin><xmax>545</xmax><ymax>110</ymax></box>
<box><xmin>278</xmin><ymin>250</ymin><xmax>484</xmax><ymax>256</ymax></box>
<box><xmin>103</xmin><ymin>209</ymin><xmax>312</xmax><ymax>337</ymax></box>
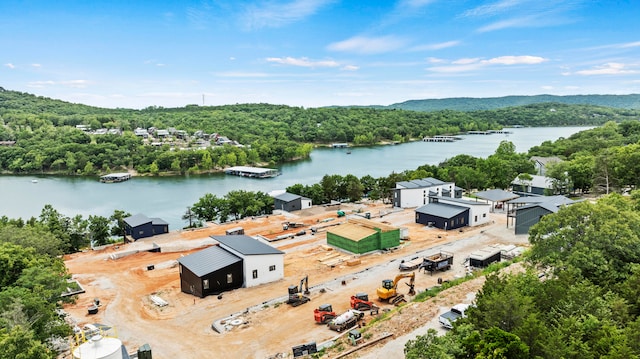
<box><xmin>72</xmin><ymin>335</ymin><xmax>123</xmax><ymax>359</ymax></box>
<box><xmin>332</xmin><ymin>310</ymin><xmax>355</xmax><ymax>325</ymax></box>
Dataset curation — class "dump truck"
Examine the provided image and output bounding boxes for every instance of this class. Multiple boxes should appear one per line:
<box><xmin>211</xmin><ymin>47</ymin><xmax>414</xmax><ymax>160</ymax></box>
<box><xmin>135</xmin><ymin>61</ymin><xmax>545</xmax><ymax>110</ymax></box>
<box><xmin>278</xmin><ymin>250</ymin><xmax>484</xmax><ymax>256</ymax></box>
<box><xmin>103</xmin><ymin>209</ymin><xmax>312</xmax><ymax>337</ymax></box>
<box><xmin>418</xmin><ymin>251</ymin><xmax>454</xmax><ymax>274</ymax></box>
<box><xmin>439</xmin><ymin>303</ymin><xmax>470</xmax><ymax>329</ymax></box>
<box><xmin>327</xmin><ymin>309</ymin><xmax>364</xmax><ymax>332</ymax></box>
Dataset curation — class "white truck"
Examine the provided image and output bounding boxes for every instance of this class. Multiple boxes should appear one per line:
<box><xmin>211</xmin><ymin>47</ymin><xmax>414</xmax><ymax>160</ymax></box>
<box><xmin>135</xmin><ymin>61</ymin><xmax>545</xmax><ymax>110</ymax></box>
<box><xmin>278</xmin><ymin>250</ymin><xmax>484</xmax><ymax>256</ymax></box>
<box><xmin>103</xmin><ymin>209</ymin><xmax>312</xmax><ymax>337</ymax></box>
<box><xmin>438</xmin><ymin>303</ymin><xmax>470</xmax><ymax>329</ymax></box>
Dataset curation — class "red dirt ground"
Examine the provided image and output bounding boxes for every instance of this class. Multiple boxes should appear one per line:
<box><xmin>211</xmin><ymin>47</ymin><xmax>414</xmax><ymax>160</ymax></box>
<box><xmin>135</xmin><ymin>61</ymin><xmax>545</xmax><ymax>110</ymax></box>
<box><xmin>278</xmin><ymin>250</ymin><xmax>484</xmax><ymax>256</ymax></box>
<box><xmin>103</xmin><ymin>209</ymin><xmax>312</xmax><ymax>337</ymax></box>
<box><xmin>62</xmin><ymin>202</ymin><xmax>525</xmax><ymax>359</ymax></box>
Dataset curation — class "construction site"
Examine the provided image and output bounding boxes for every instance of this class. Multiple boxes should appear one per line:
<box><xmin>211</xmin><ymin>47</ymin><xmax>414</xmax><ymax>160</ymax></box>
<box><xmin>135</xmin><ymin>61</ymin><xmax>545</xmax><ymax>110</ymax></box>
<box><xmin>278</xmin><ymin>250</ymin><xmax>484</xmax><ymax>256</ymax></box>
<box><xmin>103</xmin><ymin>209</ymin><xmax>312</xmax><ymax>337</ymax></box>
<box><xmin>62</xmin><ymin>201</ymin><xmax>528</xmax><ymax>359</ymax></box>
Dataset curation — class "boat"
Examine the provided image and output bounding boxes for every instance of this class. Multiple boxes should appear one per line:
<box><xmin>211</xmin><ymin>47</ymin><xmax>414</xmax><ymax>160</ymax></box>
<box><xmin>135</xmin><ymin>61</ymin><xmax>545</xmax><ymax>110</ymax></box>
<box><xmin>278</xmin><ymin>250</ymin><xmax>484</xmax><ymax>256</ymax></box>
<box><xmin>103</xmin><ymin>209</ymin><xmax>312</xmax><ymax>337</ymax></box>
<box><xmin>31</xmin><ymin>179</ymin><xmax>38</xmax><ymax>183</ymax></box>
<box><xmin>346</xmin><ymin>151</ymin><xmax>352</xmax><ymax>154</ymax></box>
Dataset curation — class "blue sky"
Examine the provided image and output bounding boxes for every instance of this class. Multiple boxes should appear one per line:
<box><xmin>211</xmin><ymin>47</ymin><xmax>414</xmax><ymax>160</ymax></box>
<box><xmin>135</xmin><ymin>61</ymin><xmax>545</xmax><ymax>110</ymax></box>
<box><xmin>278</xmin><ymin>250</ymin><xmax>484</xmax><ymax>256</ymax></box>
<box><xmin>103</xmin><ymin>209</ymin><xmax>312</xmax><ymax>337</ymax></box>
<box><xmin>1</xmin><ymin>0</ymin><xmax>639</xmax><ymax>109</ymax></box>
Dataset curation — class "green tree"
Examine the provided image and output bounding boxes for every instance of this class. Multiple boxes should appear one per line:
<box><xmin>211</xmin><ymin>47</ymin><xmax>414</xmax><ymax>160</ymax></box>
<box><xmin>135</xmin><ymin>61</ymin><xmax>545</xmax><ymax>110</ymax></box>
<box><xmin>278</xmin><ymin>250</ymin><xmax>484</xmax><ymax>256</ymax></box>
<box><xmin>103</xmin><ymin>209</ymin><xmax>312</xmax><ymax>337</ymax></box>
<box><xmin>88</xmin><ymin>215</ymin><xmax>111</xmax><ymax>246</ymax></box>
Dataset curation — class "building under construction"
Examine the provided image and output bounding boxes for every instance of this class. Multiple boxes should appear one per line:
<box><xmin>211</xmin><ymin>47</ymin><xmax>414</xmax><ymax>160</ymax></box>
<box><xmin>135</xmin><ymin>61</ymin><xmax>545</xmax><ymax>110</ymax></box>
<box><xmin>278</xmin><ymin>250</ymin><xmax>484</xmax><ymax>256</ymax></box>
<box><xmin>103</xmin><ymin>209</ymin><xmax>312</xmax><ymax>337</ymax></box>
<box><xmin>326</xmin><ymin>217</ymin><xmax>400</xmax><ymax>254</ymax></box>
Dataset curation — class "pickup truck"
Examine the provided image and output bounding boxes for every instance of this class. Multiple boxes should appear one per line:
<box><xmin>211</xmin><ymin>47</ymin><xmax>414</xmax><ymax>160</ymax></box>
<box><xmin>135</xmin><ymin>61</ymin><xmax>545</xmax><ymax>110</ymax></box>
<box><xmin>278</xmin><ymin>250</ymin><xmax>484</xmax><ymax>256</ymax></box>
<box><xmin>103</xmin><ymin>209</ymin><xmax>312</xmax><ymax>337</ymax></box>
<box><xmin>438</xmin><ymin>304</ymin><xmax>470</xmax><ymax>329</ymax></box>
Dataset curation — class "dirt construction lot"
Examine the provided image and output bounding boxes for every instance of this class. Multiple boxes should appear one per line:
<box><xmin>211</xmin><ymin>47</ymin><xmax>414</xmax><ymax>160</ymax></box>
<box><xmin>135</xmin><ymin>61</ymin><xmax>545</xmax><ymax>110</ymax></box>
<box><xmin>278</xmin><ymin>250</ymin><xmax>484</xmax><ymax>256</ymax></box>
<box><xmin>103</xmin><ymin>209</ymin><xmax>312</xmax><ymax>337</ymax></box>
<box><xmin>63</xmin><ymin>201</ymin><xmax>528</xmax><ymax>359</ymax></box>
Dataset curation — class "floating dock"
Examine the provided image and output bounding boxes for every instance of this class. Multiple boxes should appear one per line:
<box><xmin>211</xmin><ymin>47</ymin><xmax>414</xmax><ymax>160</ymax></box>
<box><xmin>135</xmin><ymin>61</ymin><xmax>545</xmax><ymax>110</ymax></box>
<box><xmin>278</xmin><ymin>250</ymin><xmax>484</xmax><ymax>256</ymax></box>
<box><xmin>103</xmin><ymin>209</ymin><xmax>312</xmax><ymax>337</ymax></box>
<box><xmin>422</xmin><ymin>135</ymin><xmax>461</xmax><ymax>142</ymax></box>
<box><xmin>224</xmin><ymin>166</ymin><xmax>280</xmax><ymax>178</ymax></box>
<box><xmin>100</xmin><ymin>173</ymin><xmax>131</xmax><ymax>183</ymax></box>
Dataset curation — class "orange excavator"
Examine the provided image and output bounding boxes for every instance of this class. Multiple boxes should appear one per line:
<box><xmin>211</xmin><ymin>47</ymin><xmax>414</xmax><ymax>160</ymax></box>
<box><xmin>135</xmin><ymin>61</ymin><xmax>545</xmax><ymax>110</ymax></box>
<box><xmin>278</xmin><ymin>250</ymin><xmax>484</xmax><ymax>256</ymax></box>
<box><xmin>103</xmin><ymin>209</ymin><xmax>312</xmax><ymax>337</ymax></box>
<box><xmin>350</xmin><ymin>293</ymin><xmax>380</xmax><ymax>314</ymax></box>
<box><xmin>376</xmin><ymin>272</ymin><xmax>416</xmax><ymax>305</ymax></box>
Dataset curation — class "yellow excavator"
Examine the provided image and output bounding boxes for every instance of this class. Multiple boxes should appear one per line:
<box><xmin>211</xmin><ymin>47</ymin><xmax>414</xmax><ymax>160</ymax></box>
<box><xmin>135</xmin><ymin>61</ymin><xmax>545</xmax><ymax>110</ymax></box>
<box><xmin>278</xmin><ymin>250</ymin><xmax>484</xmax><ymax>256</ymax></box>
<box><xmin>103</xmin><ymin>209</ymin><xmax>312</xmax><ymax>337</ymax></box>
<box><xmin>376</xmin><ymin>272</ymin><xmax>416</xmax><ymax>305</ymax></box>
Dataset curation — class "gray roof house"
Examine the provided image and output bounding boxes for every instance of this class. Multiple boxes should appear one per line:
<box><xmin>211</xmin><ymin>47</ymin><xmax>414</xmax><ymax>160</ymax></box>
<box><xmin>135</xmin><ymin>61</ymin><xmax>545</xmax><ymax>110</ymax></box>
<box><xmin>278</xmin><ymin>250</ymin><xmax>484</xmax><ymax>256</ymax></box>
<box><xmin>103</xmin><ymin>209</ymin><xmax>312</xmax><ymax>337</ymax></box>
<box><xmin>211</xmin><ymin>235</ymin><xmax>284</xmax><ymax>288</ymax></box>
<box><xmin>123</xmin><ymin>214</ymin><xmax>169</xmax><ymax>241</ymax></box>
<box><xmin>530</xmin><ymin>156</ymin><xmax>563</xmax><ymax>176</ymax></box>
<box><xmin>273</xmin><ymin>192</ymin><xmax>312</xmax><ymax>212</ymax></box>
<box><xmin>506</xmin><ymin>195</ymin><xmax>580</xmax><ymax>234</ymax></box>
<box><xmin>177</xmin><ymin>245</ymin><xmax>243</xmax><ymax>298</ymax></box>
<box><xmin>511</xmin><ymin>174</ymin><xmax>554</xmax><ymax>196</ymax></box>
<box><xmin>393</xmin><ymin>177</ymin><xmax>462</xmax><ymax>208</ymax></box>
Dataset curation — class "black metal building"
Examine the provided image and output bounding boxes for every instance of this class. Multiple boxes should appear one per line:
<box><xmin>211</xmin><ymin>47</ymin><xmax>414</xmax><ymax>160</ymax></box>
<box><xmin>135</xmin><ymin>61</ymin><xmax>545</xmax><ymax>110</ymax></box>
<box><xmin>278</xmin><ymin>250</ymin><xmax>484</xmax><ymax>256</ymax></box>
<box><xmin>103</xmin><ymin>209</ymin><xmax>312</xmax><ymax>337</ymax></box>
<box><xmin>177</xmin><ymin>245</ymin><xmax>243</xmax><ymax>298</ymax></box>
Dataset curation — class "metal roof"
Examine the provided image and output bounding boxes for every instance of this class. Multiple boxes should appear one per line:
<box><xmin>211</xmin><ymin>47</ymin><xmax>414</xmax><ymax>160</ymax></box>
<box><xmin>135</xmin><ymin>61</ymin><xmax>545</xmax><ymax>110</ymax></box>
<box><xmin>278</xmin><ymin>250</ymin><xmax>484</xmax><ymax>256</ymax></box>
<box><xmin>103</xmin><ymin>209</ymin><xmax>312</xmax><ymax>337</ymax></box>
<box><xmin>435</xmin><ymin>197</ymin><xmax>491</xmax><ymax>206</ymax></box>
<box><xmin>274</xmin><ymin>192</ymin><xmax>302</xmax><ymax>202</ymax></box>
<box><xmin>225</xmin><ymin>166</ymin><xmax>276</xmax><ymax>174</ymax></box>
<box><xmin>396</xmin><ymin>177</ymin><xmax>451</xmax><ymax>189</ymax></box>
<box><xmin>511</xmin><ymin>174</ymin><xmax>553</xmax><ymax>189</ymax></box>
<box><xmin>177</xmin><ymin>245</ymin><xmax>242</xmax><ymax>277</ymax></box>
<box><xmin>474</xmin><ymin>189</ymin><xmax>520</xmax><ymax>202</ymax></box>
<box><xmin>415</xmin><ymin>203</ymin><xmax>468</xmax><ymax>218</ymax></box>
<box><xmin>212</xmin><ymin>235</ymin><xmax>284</xmax><ymax>255</ymax></box>
<box><xmin>151</xmin><ymin>217</ymin><xmax>168</xmax><ymax>226</ymax></box>
<box><xmin>124</xmin><ymin>213</ymin><xmax>152</xmax><ymax>228</ymax></box>
<box><xmin>507</xmin><ymin>195</ymin><xmax>575</xmax><ymax>205</ymax></box>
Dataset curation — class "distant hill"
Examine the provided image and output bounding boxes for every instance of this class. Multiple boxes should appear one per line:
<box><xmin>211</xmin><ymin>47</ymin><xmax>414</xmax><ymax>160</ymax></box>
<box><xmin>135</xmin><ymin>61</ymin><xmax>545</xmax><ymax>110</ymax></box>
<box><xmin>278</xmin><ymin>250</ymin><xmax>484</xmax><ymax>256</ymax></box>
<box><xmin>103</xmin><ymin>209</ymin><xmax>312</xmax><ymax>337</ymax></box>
<box><xmin>385</xmin><ymin>94</ymin><xmax>640</xmax><ymax>112</ymax></box>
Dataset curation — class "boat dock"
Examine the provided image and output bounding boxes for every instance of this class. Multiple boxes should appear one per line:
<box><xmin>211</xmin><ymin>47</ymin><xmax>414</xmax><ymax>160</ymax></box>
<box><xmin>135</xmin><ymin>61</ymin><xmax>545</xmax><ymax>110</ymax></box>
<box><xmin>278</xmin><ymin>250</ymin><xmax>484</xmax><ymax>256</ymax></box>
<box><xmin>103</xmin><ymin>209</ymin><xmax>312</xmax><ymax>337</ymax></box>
<box><xmin>467</xmin><ymin>130</ymin><xmax>513</xmax><ymax>135</ymax></box>
<box><xmin>100</xmin><ymin>173</ymin><xmax>132</xmax><ymax>183</ymax></box>
<box><xmin>422</xmin><ymin>135</ymin><xmax>461</xmax><ymax>142</ymax></box>
<box><xmin>224</xmin><ymin>166</ymin><xmax>280</xmax><ymax>179</ymax></box>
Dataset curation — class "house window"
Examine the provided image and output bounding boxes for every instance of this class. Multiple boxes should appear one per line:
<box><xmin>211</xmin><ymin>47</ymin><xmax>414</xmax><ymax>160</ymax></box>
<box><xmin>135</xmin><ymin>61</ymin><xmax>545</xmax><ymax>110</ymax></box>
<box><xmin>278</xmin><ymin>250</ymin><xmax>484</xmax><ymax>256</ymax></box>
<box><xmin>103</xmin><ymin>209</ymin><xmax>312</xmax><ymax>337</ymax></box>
<box><xmin>252</xmin><ymin>270</ymin><xmax>258</xmax><ymax>279</ymax></box>
<box><xmin>138</xmin><ymin>230</ymin><xmax>144</xmax><ymax>235</ymax></box>
<box><xmin>203</xmin><ymin>279</ymin><xmax>209</xmax><ymax>290</ymax></box>
<box><xmin>269</xmin><ymin>265</ymin><xmax>276</xmax><ymax>272</ymax></box>
<box><xmin>461</xmin><ymin>218</ymin><xmax>465</xmax><ymax>224</ymax></box>
<box><xmin>483</xmin><ymin>213</ymin><xmax>486</xmax><ymax>218</ymax></box>
<box><xmin>475</xmin><ymin>216</ymin><xmax>478</xmax><ymax>222</ymax></box>
<box><xmin>227</xmin><ymin>273</ymin><xmax>233</xmax><ymax>284</ymax></box>
<box><xmin>179</xmin><ymin>265</ymin><xmax>182</xmax><ymax>274</ymax></box>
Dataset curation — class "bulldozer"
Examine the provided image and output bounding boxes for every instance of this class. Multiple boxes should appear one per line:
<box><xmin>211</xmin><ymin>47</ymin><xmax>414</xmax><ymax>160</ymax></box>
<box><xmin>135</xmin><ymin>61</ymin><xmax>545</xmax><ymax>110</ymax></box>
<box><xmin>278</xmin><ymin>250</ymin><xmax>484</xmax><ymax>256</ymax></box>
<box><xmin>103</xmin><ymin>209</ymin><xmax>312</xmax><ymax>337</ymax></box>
<box><xmin>376</xmin><ymin>272</ymin><xmax>416</xmax><ymax>305</ymax></box>
<box><xmin>287</xmin><ymin>275</ymin><xmax>311</xmax><ymax>307</ymax></box>
<box><xmin>313</xmin><ymin>304</ymin><xmax>336</xmax><ymax>324</ymax></box>
<box><xmin>350</xmin><ymin>293</ymin><xmax>379</xmax><ymax>314</ymax></box>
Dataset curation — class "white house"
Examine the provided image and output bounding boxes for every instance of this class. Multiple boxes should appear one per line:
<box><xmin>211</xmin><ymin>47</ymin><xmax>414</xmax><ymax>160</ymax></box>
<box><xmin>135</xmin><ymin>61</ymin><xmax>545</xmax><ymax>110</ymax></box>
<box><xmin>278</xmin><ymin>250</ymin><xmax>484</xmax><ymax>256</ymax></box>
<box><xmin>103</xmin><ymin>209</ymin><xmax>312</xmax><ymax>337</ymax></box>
<box><xmin>393</xmin><ymin>177</ymin><xmax>461</xmax><ymax>208</ymax></box>
<box><xmin>433</xmin><ymin>197</ymin><xmax>491</xmax><ymax>227</ymax></box>
<box><xmin>212</xmin><ymin>235</ymin><xmax>284</xmax><ymax>288</ymax></box>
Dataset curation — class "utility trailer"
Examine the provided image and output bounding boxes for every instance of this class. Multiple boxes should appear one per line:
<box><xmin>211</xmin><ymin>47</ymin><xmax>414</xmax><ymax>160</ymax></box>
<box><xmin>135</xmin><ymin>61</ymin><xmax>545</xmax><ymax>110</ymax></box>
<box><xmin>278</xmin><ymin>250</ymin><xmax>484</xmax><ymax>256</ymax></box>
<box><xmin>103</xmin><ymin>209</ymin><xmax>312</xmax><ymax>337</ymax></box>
<box><xmin>398</xmin><ymin>256</ymin><xmax>423</xmax><ymax>271</ymax></box>
<box><xmin>468</xmin><ymin>247</ymin><xmax>501</xmax><ymax>268</ymax></box>
<box><xmin>418</xmin><ymin>251</ymin><xmax>454</xmax><ymax>273</ymax></box>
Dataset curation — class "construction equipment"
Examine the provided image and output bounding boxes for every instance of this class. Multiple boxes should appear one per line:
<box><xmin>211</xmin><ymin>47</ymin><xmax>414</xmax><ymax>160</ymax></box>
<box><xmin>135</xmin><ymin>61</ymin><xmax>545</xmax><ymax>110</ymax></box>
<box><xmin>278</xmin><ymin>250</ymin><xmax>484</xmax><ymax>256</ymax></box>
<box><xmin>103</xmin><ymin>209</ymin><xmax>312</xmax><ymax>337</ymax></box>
<box><xmin>348</xmin><ymin>329</ymin><xmax>363</xmax><ymax>346</ymax></box>
<box><xmin>313</xmin><ymin>304</ymin><xmax>336</xmax><ymax>324</ymax></box>
<box><xmin>376</xmin><ymin>272</ymin><xmax>416</xmax><ymax>305</ymax></box>
<box><xmin>350</xmin><ymin>293</ymin><xmax>379</xmax><ymax>314</ymax></box>
<box><xmin>327</xmin><ymin>309</ymin><xmax>364</xmax><ymax>332</ymax></box>
<box><xmin>287</xmin><ymin>276</ymin><xmax>311</xmax><ymax>307</ymax></box>
<box><xmin>418</xmin><ymin>251</ymin><xmax>454</xmax><ymax>274</ymax></box>
<box><xmin>337</xmin><ymin>210</ymin><xmax>346</xmax><ymax>217</ymax></box>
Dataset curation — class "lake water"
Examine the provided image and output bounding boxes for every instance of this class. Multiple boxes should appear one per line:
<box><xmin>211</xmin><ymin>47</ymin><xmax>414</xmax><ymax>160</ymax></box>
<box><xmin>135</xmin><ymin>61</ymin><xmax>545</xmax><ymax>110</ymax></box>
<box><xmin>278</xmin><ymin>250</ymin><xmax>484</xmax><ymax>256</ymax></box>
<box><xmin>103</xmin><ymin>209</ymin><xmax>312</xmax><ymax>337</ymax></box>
<box><xmin>0</xmin><ymin>126</ymin><xmax>591</xmax><ymax>229</ymax></box>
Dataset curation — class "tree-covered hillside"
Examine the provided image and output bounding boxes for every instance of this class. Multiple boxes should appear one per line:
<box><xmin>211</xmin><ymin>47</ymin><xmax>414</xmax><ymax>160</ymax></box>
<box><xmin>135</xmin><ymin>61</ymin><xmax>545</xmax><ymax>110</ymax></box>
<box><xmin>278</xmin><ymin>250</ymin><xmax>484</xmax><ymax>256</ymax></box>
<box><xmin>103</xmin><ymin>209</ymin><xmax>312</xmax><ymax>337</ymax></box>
<box><xmin>1</xmin><ymin>88</ymin><xmax>639</xmax><ymax>176</ymax></box>
<box><xmin>387</xmin><ymin>94</ymin><xmax>640</xmax><ymax>112</ymax></box>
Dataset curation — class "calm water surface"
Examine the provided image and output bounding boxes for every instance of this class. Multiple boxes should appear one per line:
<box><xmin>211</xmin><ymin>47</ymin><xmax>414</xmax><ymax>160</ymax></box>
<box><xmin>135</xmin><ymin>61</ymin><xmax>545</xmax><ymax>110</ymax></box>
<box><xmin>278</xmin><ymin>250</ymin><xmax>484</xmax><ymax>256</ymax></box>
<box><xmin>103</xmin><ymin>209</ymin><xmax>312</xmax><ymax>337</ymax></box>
<box><xmin>0</xmin><ymin>126</ymin><xmax>591</xmax><ymax>229</ymax></box>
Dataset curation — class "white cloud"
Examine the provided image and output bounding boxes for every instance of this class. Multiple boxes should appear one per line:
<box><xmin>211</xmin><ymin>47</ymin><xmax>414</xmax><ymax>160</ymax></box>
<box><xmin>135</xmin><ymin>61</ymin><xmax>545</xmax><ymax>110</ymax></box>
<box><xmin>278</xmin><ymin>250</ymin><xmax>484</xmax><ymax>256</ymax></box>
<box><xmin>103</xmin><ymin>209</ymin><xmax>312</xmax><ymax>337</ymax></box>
<box><xmin>242</xmin><ymin>0</ymin><xmax>334</xmax><ymax>29</ymax></box>
<box><xmin>341</xmin><ymin>65</ymin><xmax>359</xmax><ymax>71</ymax></box>
<box><xmin>620</xmin><ymin>41</ymin><xmax>640</xmax><ymax>48</ymax></box>
<box><xmin>453</xmin><ymin>58</ymin><xmax>481</xmax><ymax>65</ymax></box>
<box><xmin>4</xmin><ymin>63</ymin><xmax>15</xmax><ymax>69</ymax></box>
<box><xmin>266</xmin><ymin>57</ymin><xmax>340</xmax><ymax>68</ymax></box>
<box><xmin>462</xmin><ymin>0</ymin><xmax>525</xmax><ymax>17</ymax></box>
<box><xmin>427</xmin><ymin>57</ymin><xmax>446</xmax><ymax>63</ymax></box>
<box><xmin>410</xmin><ymin>40</ymin><xmax>461</xmax><ymax>52</ymax></box>
<box><xmin>31</xmin><ymin>63</ymin><xmax>42</xmax><ymax>68</ymax></box>
<box><xmin>428</xmin><ymin>55</ymin><xmax>547</xmax><ymax>73</ymax></box>
<box><xmin>27</xmin><ymin>80</ymin><xmax>89</xmax><ymax>88</ymax></box>
<box><xmin>327</xmin><ymin>36</ymin><xmax>407</xmax><ymax>54</ymax></box>
<box><xmin>398</xmin><ymin>0</ymin><xmax>436</xmax><ymax>8</ymax></box>
<box><xmin>574</xmin><ymin>63</ymin><xmax>638</xmax><ymax>75</ymax></box>
<box><xmin>483</xmin><ymin>55</ymin><xmax>546</xmax><ymax>65</ymax></box>
<box><xmin>215</xmin><ymin>71</ymin><xmax>271</xmax><ymax>78</ymax></box>
<box><xmin>27</xmin><ymin>80</ymin><xmax>55</xmax><ymax>88</ymax></box>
